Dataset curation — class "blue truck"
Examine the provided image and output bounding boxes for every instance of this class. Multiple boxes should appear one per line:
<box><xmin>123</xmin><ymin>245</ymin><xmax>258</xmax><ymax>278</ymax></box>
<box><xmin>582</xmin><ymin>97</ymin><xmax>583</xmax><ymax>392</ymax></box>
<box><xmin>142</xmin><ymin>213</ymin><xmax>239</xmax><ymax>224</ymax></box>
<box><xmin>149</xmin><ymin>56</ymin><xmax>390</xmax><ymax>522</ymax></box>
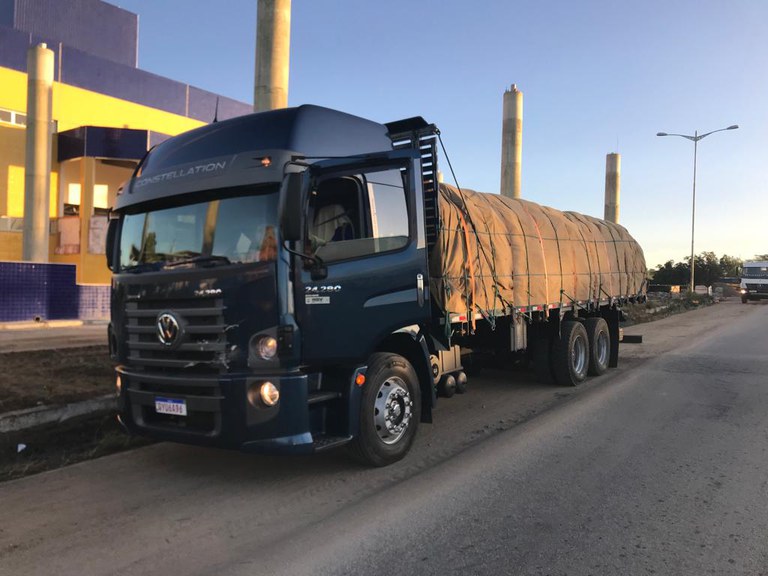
<box><xmin>107</xmin><ymin>105</ymin><xmax>646</xmax><ymax>466</ymax></box>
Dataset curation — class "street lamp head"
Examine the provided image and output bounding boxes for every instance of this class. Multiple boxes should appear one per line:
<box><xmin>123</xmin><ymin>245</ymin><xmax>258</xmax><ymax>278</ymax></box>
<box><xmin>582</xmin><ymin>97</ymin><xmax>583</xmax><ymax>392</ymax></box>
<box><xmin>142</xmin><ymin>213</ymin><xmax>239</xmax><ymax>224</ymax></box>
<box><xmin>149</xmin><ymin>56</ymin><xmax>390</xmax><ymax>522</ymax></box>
<box><xmin>727</xmin><ymin>125</ymin><xmax>739</xmax><ymax>130</ymax></box>
<box><xmin>656</xmin><ymin>132</ymin><xmax>668</xmax><ymax>136</ymax></box>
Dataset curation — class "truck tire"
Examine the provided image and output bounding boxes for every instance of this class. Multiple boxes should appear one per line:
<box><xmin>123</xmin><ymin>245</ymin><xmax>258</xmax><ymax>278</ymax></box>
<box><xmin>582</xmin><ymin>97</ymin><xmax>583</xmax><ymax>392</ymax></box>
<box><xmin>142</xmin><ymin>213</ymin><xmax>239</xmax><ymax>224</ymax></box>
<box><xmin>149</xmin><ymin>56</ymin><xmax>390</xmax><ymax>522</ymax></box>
<box><xmin>551</xmin><ymin>321</ymin><xmax>589</xmax><ymax>386</ymax></box>
<box><xmin>348</xmin><ymin>353</ymin><xmax>421</xmax><ymax>467</ymax></box>
<box><xmin>455</xmin><ymin>371</ymin><xmax>468</xmax><ymax>394</ymax></box>
<box><xmin>741</xmin><ymin>296</ymin><xmax>748</xmax><ymax>304</ymax></box>
<box><xmin>438</xmin><ymin>374</ymin><xmax>457</xmax><ymax>398</ymax></box>
<box><xmin>585</xmin><ymin>317</ymin><xmax>610</xmax><ymax>376</ymax></box>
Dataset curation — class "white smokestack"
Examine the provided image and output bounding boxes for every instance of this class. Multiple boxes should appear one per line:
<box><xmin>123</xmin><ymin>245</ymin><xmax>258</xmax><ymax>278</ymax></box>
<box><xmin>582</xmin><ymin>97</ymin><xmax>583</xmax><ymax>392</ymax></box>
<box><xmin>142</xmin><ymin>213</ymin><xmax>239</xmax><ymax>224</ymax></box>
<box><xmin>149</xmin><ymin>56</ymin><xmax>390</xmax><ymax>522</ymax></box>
<box><xmin>254</xmin><ymin>0</ymin><xmax>291</xmax><ymax>112</ymax></box>
<box><xmin>500</xmin><ymin>84</ymin><xmax>523</xmax><ymax>199</ymax></box>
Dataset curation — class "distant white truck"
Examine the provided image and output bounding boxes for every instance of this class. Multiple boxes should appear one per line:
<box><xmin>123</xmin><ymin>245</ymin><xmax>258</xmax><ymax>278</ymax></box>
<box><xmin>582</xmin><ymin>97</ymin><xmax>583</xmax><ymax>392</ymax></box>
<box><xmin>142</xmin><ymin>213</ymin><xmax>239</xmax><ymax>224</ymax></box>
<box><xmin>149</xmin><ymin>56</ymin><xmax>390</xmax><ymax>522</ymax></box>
<box><xmin>740</xmin><ymin>261</ymin><xmax>768</xmax><ymax>303</ymax></box>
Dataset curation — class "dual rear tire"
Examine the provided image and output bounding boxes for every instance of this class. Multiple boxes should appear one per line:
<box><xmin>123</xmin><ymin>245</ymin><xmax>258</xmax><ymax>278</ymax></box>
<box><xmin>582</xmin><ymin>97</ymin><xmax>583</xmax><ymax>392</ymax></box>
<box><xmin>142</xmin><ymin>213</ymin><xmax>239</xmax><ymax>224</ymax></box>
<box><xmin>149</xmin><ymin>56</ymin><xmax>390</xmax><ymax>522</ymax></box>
<box><xmin>539</xmin><ymin>317</ymin><xmax>612</xmax><ymax>387</ymax></box>
<box><xmin>551</xmin><ymin>321</ymin><xmax>589</xmax><ymax>386</ymax></box>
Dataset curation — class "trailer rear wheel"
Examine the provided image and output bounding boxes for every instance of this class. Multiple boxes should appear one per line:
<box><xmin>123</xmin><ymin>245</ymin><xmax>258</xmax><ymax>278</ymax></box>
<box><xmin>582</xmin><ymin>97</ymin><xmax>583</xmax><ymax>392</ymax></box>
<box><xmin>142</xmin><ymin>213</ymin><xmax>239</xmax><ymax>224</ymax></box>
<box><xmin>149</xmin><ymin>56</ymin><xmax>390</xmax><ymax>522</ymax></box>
<box><xmin>585</xmin><ymin>317</ymin><xmax>610</xmax><ymax>376</ymax></box>
<box><xmin>348</xmin><ymin>353</ymin><xmax>421</xmax><ymax>467</ymax></box>
<box><xmin>552</xmin><ymin>321</ymin><xmax>589</xmax><ymax>386</ymax></box>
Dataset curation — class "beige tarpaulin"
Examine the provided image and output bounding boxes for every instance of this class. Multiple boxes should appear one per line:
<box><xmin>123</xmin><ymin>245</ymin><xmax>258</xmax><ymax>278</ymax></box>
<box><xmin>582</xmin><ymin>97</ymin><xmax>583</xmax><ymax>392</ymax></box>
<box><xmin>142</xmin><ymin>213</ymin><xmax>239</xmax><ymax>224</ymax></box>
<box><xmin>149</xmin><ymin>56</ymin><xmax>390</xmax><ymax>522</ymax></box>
<box><xmin>430</xmin><ymin>184</ymin><xmax>647</xmax><ymax>318</ymax></box>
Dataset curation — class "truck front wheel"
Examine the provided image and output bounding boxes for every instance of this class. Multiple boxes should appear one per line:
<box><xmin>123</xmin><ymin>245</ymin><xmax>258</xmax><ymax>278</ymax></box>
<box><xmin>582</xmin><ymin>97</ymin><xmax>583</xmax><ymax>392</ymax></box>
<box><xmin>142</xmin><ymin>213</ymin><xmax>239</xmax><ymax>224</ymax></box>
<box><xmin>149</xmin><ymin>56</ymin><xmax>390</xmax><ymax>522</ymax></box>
<box><xmin>552</xmin><ymin>321</ymin><xmax>590</xmax><ymax>386</ymax></box>
<box><xmin>348</xmin><ymin>353</ymin><xmax>421</xmax><ymax>467</ymax></box>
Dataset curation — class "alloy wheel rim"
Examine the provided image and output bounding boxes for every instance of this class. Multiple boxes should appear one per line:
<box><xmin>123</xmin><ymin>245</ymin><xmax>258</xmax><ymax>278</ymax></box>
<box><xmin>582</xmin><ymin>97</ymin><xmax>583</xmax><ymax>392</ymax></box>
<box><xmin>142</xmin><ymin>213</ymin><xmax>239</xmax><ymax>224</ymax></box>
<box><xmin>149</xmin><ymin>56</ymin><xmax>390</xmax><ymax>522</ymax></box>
<box><xmin>572</xmin><ymin>335</ymin><xmax>587</xmax><ymax>375</ymax></box>
<box><xmin>373</xmin><ymin>376</ymin><xmax>413</xmax><ymax>445</ymax></box>
<box><xmin>596</xmin><ymin>331</ymin><xmax>609</xmax><ymax>367</ymax></box>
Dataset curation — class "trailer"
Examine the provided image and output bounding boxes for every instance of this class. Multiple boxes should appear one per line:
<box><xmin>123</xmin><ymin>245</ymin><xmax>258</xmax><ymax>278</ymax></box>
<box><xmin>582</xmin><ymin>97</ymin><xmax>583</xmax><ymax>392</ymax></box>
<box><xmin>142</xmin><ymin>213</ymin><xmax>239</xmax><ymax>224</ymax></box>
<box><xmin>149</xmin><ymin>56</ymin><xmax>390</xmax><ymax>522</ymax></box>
<box><xmin>107</xmin><ymin>105</ymin><xmax>646</xmax><ymax>466</ymax></box>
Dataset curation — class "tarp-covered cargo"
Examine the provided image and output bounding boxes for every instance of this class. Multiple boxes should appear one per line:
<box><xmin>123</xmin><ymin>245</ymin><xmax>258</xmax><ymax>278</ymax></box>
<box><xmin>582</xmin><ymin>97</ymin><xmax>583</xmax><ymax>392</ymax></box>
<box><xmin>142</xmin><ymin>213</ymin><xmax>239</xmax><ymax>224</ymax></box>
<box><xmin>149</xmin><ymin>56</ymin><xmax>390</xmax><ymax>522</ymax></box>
<box><xmin>430</xmin><ymin>184</ymin><xmax>647</xmax><ymax>318</ymax></box>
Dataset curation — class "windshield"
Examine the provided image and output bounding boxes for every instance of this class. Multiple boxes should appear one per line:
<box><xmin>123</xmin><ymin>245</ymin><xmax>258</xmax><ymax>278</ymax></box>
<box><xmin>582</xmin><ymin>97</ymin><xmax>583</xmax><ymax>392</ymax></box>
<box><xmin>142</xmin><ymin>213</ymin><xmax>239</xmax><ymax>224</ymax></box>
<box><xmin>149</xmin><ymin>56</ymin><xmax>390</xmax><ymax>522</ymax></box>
<box><xmin>119</xmin><ymin>192</ymin><xmax>279</xmax><ymax>271</ymax></box>
<box><xmin>742</xmin><ymin>266</ymin><xmax>768</xmax><ymax>279</ymax></box>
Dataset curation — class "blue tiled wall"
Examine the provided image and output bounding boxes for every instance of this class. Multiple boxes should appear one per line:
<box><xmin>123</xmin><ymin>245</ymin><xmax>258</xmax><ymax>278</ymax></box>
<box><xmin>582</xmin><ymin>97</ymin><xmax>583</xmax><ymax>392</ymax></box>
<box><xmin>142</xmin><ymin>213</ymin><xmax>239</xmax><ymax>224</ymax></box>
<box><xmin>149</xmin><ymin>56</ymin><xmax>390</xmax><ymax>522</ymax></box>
<box><xmin>0</xmin><ymin>262</ymin><xmax>109</xmax><ymax>322</ymax></box>
<box><xmin>78</xmin><ymin>284</ymin><xmax>110</xmax><ymax>320</ymax></box>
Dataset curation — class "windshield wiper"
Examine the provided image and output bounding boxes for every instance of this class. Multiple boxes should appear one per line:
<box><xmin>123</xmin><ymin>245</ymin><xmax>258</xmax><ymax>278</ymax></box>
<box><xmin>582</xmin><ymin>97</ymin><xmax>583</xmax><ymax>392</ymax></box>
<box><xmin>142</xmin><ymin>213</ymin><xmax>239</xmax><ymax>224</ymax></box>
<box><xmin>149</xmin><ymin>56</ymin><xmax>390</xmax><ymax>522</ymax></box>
<box><xmin>164</xmin><ymin>255</ymin><xmax>232</xmax><ymax>268</ymax></box>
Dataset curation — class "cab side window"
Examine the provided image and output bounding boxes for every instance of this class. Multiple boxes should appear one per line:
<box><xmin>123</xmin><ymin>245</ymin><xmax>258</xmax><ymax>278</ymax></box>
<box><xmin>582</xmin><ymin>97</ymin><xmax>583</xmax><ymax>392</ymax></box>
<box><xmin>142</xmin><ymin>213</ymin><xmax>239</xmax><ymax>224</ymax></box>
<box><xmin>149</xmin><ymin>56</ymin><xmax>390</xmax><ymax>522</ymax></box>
<box><xmin>309</xmin><ymin>168</ymin><xmax>409</xmax><ymax>262</ymax></box>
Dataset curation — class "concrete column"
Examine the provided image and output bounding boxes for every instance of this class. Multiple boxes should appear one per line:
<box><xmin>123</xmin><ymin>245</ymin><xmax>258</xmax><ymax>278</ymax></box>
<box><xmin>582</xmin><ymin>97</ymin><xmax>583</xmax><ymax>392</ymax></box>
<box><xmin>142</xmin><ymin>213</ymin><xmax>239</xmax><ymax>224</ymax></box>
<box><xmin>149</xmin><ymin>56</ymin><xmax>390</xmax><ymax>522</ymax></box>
<box><xmin>76</xmin><ymin>157</ymin><xmax>96</xmax><ymax>284</ymax></box>
<box><xmin>604</xmin><ymin>153</ymin><xmax>621</xmax><ymax>223</ymax></box>
<box><xmin>500</xmin><ymin>84</ymin><xmax>523</xmax><ymax>199</ymax></box>
<box><xmin>254</xmin><ymin>0</ymin><xmax>291</xmax><ymax>112</ymax></box>
<box><xmin>22</xmin><ymin>43</ymin><xmax>54</xmax><ymax>262</ymax></box>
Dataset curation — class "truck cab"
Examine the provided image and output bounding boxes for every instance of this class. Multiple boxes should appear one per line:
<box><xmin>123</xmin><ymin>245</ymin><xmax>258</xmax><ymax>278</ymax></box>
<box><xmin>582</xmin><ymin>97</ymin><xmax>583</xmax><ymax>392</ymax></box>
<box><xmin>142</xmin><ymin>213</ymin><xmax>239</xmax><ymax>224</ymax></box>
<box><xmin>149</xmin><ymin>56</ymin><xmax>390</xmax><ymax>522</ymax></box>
<box><xmin>108</xmin><ymin>105</ymin><xmax>438</xmax><ymax>466</ymax></box>
<box><xmin>740</xmin><ymin>261</ymin><xmax>768</xmax><ymax>303</ymax></box>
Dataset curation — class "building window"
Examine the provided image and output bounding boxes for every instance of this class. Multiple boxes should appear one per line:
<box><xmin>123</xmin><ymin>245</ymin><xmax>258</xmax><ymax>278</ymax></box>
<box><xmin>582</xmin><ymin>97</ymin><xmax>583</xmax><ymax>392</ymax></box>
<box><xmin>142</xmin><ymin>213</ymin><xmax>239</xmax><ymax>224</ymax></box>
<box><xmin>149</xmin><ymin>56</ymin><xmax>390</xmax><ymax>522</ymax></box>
<box><xmin>0</xmin><ymin>107</ymin><xmax>27</xmax><ymax>127</ymax></box>
<box><xmin>93</xmin><ymin>184</ymin><xmax>110</xmax><ymax>216</ymax></box>
<box><xmin>64</xmin><ymin>183</ymin><xmax>81</xmax><ymax>216</ymax></box>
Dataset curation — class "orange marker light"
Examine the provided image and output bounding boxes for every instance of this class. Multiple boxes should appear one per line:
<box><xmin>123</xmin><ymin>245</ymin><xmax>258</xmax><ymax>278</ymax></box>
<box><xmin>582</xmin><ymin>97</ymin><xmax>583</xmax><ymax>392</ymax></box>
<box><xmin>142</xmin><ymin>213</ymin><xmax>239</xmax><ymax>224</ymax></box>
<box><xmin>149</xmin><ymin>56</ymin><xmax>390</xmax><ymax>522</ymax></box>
<box><xmin>260</xmin><ymin>156</ymin><xmax>272</xmax><ymax>167</ymax></box>
<box><xmin>355</xmin><ymin>374</ymin><xmax>366</xmax><ymax>386</ymax></box>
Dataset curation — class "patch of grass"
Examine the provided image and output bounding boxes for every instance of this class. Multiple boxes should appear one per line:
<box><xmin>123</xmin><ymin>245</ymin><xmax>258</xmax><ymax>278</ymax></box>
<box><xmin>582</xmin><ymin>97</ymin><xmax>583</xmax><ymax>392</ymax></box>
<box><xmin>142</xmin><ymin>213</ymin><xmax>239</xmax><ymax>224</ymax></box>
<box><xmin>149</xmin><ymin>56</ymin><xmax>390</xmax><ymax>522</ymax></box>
<box><xmin>623</xmin><ymin>293</ymin><xmax>716</xmax><ymax>326</ymax></box>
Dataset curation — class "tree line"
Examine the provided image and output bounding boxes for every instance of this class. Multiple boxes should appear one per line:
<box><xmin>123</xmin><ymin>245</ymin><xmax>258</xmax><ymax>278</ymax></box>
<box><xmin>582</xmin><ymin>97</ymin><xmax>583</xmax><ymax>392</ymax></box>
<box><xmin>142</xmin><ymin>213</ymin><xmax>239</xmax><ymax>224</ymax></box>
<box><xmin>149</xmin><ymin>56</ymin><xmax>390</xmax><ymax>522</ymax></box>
<box><xmin>650</xmin><ymin>252</ymin><xmax>768</xmax><ymax>286</ymax></box>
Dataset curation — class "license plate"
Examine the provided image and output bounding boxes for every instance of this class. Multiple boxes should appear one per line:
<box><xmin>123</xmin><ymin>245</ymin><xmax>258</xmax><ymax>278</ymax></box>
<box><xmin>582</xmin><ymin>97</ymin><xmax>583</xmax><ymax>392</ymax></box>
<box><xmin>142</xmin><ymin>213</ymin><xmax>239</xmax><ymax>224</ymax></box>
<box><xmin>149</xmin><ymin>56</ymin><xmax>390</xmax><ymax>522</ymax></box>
<box><xmin>155</xmin><ymin>397</ymin><xmax>187</xmax><ymax>416</ymax></box>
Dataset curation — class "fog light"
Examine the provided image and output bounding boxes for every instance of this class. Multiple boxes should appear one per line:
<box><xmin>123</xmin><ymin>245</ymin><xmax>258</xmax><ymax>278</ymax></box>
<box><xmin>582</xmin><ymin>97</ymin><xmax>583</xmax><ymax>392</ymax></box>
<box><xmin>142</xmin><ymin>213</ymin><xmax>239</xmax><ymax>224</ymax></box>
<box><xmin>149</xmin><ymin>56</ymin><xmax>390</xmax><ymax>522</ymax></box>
<box><xmin>260</xmin><ymin>382</ymin><xmax>280</xmax><ymax>406</ymax></box>
<box><xmin>116</xmin><ymin>374</ymin><xmax>122</xmax><ymax>395</ymax></box>
<box><xmin>251</xmin><ymin>335</ymin><xmax>278</xmax><ymax>360</ymax></box>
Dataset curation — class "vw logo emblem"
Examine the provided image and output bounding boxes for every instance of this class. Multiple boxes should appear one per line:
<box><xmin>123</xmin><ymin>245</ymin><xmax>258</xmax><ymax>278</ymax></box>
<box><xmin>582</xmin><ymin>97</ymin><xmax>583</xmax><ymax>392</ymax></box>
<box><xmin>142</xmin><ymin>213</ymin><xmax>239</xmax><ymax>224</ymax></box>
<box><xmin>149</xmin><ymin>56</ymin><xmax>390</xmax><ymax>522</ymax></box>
<box><xmin>156</xmin><ymin>312</ymin><xmax>181</xmax><ymax>347</ymax></box>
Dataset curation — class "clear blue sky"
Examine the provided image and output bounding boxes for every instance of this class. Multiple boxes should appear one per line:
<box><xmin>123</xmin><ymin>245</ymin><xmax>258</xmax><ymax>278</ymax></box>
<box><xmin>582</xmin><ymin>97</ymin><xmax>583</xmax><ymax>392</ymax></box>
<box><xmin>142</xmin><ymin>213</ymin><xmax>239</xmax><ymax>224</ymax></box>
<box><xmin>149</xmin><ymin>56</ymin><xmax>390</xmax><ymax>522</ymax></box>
<box><xmin>116</xmin><ymin>0</ymin><xmax>767</xmax><ymax>269</ymax></box>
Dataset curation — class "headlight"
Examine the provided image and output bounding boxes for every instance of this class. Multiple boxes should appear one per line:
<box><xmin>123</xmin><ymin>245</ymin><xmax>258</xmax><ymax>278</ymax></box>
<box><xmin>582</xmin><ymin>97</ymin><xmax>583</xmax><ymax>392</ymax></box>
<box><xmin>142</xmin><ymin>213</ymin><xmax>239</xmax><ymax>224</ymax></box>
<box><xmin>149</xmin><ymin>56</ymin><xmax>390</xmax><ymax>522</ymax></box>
<box><xmin>251</xmin><ymin>335</ymin><xmax>278</xmax><ymax>360</ymax></box>
<box><xmin>260</xmin><ymin>382</ymin><xmax>280</xmax><ymax>406</ymax></box>
<box><xmin>248</xmin><ymin>381</ymin><xmax>280</xmax><ymax>407</ymax></box>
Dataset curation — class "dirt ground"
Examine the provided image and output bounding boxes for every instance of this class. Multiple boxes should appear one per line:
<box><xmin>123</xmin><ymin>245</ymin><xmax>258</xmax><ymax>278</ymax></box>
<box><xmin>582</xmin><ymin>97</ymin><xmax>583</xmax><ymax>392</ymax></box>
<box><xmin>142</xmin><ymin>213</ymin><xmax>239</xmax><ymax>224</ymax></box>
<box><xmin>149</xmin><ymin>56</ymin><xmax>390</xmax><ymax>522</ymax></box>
<box><xmin>0</xmin><ymin>345</ymin><xmax>114</xmax><ymax>413</ymax></box>
<box><xmin>0</xmin><ymin>345</ymin><xmax>142</xmax><ymax>481</ymax></box>
<box><xmin>0</xmin><ymin>413</ymin><xmax>152</xmax><ymax>482</ymax></box>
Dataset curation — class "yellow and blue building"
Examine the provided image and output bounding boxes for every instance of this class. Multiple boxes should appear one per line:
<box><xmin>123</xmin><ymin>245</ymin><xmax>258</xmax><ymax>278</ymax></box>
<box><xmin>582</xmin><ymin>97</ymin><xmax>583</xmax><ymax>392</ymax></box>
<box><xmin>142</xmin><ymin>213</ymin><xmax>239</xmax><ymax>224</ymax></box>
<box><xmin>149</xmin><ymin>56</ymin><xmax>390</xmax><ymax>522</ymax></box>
<box><xmin>0</xmin><ymin>0</ymin><xmax>250</xmax><ymax>321</ymax></box>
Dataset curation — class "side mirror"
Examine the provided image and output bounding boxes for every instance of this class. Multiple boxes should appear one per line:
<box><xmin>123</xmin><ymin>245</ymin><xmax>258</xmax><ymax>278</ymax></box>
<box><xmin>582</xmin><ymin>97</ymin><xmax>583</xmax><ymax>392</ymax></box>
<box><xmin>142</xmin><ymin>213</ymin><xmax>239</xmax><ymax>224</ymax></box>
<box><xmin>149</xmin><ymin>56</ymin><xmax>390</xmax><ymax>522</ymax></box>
<box><xmin>278</xmin><ymin>172</ymin><xmax>307</xmax><ymax>242</ymax></box>
<box><xmin>106</xmin><ymin>217</ymin><xmax>118</xmax><ymax>272</ymax></box>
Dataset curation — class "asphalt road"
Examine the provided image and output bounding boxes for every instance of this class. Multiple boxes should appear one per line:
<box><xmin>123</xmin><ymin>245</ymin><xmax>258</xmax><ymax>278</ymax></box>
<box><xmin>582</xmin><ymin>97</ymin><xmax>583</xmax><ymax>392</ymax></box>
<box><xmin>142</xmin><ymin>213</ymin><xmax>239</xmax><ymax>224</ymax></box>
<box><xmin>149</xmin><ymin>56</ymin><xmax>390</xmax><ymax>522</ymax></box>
<box><xmin>1</xmin><ymin>300</ymin><xmax>766</xmax><ymax>576</ymax></box>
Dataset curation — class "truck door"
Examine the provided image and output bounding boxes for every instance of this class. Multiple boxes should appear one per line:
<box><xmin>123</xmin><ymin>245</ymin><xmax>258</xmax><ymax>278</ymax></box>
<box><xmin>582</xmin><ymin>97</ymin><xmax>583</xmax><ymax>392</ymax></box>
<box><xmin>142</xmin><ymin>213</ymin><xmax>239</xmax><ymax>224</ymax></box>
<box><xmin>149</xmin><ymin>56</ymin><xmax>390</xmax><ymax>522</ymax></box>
<box><xmin>296</xmin><ymin>153</ymin><xmax>430</xmax><ymax>363</ymax></box>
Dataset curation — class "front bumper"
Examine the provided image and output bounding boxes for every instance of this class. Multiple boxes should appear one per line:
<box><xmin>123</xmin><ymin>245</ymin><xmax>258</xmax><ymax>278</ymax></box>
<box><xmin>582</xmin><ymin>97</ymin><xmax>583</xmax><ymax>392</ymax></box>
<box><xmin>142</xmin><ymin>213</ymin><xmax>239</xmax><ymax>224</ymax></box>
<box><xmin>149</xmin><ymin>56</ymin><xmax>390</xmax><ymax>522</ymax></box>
<box><xmin>116</xmin><ymin>367</ymin><xmax>319</xmax><ymax>453</ymax></box>
<box><xmin>742</xmin><ymin>289</ymin><xmax>768</xmax><ymax>300</ymax></box>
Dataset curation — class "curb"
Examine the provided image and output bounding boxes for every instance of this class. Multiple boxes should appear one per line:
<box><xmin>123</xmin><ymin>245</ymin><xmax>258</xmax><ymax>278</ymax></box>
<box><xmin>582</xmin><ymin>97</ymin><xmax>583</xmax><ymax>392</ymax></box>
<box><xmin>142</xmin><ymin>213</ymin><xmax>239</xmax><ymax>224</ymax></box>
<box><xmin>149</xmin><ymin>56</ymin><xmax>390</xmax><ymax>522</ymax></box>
<box><xmin>0</xmin><ymin>395</ymin><xmax>116</xmax><ymax>434</ymax></box>
<box><xmin>0</xmin><ymin>319</ymin><xmax>109</xmax><ymax>331</ymax></box>
<box><xmin>0</xmin><ymin>320</ymin><xmax>83</xmax><ymax>330</ymax></box>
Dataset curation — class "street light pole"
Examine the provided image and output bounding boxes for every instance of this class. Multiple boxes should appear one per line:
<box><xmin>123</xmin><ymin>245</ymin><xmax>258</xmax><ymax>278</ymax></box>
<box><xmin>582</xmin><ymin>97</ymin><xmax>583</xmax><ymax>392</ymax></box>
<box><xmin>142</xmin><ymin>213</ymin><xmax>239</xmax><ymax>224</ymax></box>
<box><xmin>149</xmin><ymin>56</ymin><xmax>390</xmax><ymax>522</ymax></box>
<box><xmin>691</xmin><ymin>131</ymin><xmax>698</xmax><ymax>292</ymax></box>
<box><xmin>656</xmin><ymin>125</ymin><xmax>738</xmax><ymax>293</ymax></box>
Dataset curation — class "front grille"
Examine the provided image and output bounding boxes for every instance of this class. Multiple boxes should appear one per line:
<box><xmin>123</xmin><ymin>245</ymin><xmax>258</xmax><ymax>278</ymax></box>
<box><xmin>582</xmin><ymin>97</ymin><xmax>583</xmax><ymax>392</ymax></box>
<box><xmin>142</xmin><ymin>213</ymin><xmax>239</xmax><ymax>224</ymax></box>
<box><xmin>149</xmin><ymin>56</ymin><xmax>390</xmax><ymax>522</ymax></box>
<box><xmin>125</xmin><ymin>297</ymin><xmax>228</xmax><ymax>373</ymax></box>
<box><xmin>746</xmin><ymin>283</ymin><xmax>768</xmax><ymax>293</ymax></box>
